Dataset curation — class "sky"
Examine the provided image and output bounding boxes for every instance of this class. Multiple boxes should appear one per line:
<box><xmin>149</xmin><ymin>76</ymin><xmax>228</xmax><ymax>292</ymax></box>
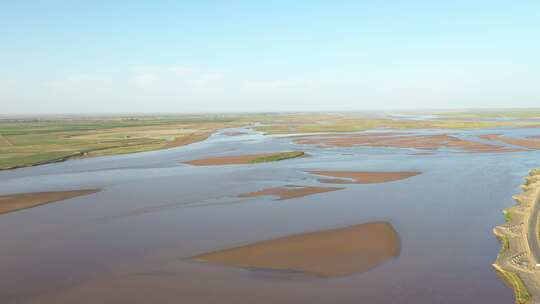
<box><xmin>1</xmin><ymin>1</ymin><xmax>540</xmax><ymax>114</ymax></box>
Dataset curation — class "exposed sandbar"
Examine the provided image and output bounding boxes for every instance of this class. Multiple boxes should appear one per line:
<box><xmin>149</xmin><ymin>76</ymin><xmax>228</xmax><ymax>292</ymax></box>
<box><xmin>0</xmin><ymin>189</ymin><xmax>100</xmax><ymax>215</ymax></box>
<box><xmin>480</xmin><ymin>134</ymin><xmax>540</xmax><ymax>150</ymax></box>
<box><xmin>295</xmin><ymin>133</ymin><xmax>520</xmax><ymax>153</ymax></box>
<box><xmin>239</xmin><ymin>185</ymin><xmax>344</xmax><ymax>200</ymax></box>
<box><xmin>193</xmin><ymin>221</ymin><xmax>400</xmax><ymax>277</ymax></box>
<box><xmin>308</xmin><ymin>171</ymin><xmax>421</xmax><ymax>184</ymax></box>
<box><xmin>183</xmin><ymin>151</ymin><xmax>305</xmax><ymax>166</ymax></box>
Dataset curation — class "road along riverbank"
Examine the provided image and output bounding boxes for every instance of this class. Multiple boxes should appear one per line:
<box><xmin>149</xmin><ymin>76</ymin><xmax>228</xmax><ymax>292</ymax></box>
<box><xmin>494</xmin><ymin>169</ymin><xmax>540</xmax><ymax>304</ymax></box>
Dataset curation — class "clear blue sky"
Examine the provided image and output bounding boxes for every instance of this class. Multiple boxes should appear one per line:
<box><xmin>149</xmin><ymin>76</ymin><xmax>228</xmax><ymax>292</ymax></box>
<box><xmin>2</xmin><ymin>1</ymin><xmax>539</xmax><ymax>113</ymax></box>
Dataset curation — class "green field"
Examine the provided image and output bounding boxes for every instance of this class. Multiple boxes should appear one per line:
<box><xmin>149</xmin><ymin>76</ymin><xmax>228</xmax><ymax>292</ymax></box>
<box><xmin>0</xmin><ymin>116</ymin><xmax>241</xmax><ymax>170</ymax></box>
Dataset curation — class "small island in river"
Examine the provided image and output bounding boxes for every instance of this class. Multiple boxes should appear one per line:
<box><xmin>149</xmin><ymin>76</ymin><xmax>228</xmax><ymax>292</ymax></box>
<box><xmin>192</xmin><ymin>221</ymin><xmax>400</xmax><ymax>277</ymax></box>
<box><xmin>183</xmin><ymin>151</ymin><xmax>306</xmax><ymax>166</ymax></box>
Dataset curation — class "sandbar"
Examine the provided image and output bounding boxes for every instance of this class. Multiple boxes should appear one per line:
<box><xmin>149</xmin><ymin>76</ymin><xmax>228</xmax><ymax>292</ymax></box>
<box><xmin>295</xmin><ymin>133</ymin><xmax>520</xmax><ymax>153</ymax></box>
<box><xmin>0</xmin><ymin>189</ymin><xmax>100</xmax><ymax>215</ymax></box>
<box><xmin>239</xmin><ymin>185</ymin><xmax>344</xmax><ymax>200</ymax></box>
<box><xmin>480</xmin><ymin>134</ymin><xmax>540</xmax><ymax>150</ymax></box>
<box><xmin>193</xmin><ymin>221</ymin><xmax>400</xmax><ymax>277</ymax></box>
<box><xmin>183</xmin><ymin>151</ymin><xmax>305</xmax><ymax>166</ymax></box>
<box><xmin>308</xmin><ymin>171</ymin><xmax>420</xmax><ymax>184</ymax></box>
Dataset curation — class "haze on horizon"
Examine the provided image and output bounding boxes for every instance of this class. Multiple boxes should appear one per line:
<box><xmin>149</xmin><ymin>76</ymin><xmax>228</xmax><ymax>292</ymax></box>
<box><xmin>2</xmin><ymin>1</ymin><xmax>539</xmax><ymax>114</ymax></box>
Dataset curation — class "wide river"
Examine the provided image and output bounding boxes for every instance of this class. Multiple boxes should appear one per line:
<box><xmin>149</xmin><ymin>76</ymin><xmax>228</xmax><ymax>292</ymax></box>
<box><xmin>1</xmin><ymin>127</ymin><xmax>540</xmax><ymax>303</ymax></box>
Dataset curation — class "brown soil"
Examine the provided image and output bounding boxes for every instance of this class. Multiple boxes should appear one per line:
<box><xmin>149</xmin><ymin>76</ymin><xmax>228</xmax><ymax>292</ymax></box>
<box><xmin>308</xmin><ymin>171</ymin><xmax>421</xmax><ymax>184</ymax></box>
<box><xmin>239</xmin><ymin>186</ymin><xmax>344</xmax><ymax>200</ymax></box>
<box><xmin>193</xmin><ymin>221</ymin><xmax>399</xmax><ymax>277</ymax></box>
<box><xmin>0</xmin><ymin>189</ymin><xmax>100</xmax><ymax>215</ymax></box>
<box><xmin>295</xmin><ymin>133</ymin><xmax>520</xmax><ymax>153</ymax></box>
<box><xmin>480</xmin><ymin>134</ymin><xmax>540</xmax><ymax>149</ymax></box>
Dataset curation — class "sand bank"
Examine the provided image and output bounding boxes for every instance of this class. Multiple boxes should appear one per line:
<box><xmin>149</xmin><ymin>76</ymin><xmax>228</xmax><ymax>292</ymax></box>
<box><xmin>184</xmin><ymin>151</ymin><xmax>305</xmax><ymax>166</ymax></box>
<box><xmin>0</xmin><ymin>189</ymin><xmax>100</xmax><ymax>215</ymax></box>
<box><xmin>295</xmin><ymin>133</ymin><xmax>520</xmax><ymax>153</ymax></box>
<box><xmin>193</xmin><ymin>221</ymin><xmax>400</xmax><ymax>277</ymax></box>
<box><xmin>308</xmin><ymin>171</ymin><xmax>420</xmax><ymax>184</ymax></box>
<box><xmin>480</xmin><ymin>134</ymin><xmax>540</xmax><ymax>150</ymax></box>
<box><xmin>239</xmin><ymin>185</ymin><xmax>344</xmax><ymax>200</ymax></box>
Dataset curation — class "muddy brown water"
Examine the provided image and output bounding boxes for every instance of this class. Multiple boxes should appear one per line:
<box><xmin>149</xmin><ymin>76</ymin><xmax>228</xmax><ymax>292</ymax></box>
<box><xmin>1</xmin><ymin>127</ymin><xmax>540</xmax><ymax>303</ymax></box>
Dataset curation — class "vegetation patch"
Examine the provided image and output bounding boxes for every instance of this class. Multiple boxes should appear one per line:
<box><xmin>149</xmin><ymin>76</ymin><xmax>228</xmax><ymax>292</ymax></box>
<box><xmin>499</xmin><ymin>234</ymin><xmax>510</xmax><ymax>253</ymax></box>
<box><xmin>503</xmin><ymin>209</ymin><xmax>513</xmax><ymax>223</ymax></box>
<box><xmin>493</xmin><ymin>265</ymin><xmax>531</xmax><ymax>304</ymax></box>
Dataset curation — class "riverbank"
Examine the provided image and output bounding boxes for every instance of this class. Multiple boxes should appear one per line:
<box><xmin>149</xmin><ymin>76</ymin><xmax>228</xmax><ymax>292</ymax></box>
<box><xmin>493</xmin><ymin>169</ymin><xmax>540</xmax><ymax>304</ymax></box>
<box><xmin>0</xmin><ymin>116</ymin><xmax>241</xmax><ymax>170</ymax></box>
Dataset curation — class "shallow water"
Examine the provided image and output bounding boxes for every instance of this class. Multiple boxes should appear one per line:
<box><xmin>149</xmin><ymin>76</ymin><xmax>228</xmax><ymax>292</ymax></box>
<box><xmin>1</xmin><ymin>127</ymin><xmax>540</xmax><ymax>303</ymax></box>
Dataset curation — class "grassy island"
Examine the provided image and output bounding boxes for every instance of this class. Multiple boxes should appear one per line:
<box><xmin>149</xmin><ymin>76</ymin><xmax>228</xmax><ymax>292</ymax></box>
<box><xmin>184</xmin><ymin>151</ymin><xmax>306</xmax><ymax>166</ymax></box>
